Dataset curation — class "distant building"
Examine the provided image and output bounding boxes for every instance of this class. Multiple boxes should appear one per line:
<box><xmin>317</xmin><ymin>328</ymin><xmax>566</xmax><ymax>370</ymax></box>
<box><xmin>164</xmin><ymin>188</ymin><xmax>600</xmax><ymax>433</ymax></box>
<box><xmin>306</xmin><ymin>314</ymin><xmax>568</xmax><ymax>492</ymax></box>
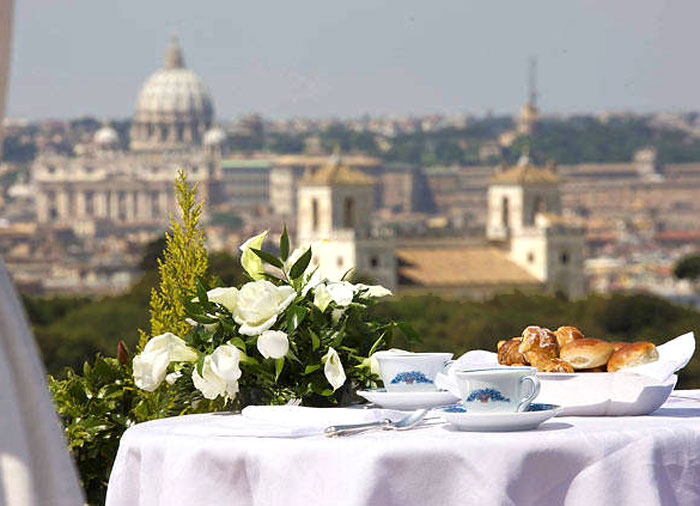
<box><xmin>397</xmin><ymin>153</ymin><xmax>586</xmax><ymax>299</ymax></box>
<box><xmin>516</xmin><ymin>57</ymin><xmax>540</xmax><ymax>136</ymax></box>
<box><xmin>32</xmin><ymin>37</ymin><xmax>220</xmax><ymax>233</ymax></box>
<box><xmin>296</xmin><ymin>153</ymin><xmax>397</xmax><ymax>290</ymax></box>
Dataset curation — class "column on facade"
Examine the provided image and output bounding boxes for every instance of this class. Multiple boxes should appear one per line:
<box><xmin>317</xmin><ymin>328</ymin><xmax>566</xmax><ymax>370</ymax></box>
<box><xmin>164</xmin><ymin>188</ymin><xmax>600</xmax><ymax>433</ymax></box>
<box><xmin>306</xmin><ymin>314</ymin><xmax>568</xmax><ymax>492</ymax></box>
<box><xmin>109</xmin><ymin>191</ymin><xmax>120</xmax><ymax>221</ymax></box>
<box><xmin>75</xmin><ymin>191</ymin><xmax>86</xmax><ymax>218</ymax></box>
<box><xmin>56</xmin><ymin>191</ymin><xmax>70</xmax><ymax>221</ymax></box>
<box><xmin>95</xmin><ymin>191</ymin><xmax>107</xmax><ymax>218</ymax></box>
<box><xmin>159</xmin><ymin>191</ymin><xmax>169</xmax><ymax>219</ymax></box>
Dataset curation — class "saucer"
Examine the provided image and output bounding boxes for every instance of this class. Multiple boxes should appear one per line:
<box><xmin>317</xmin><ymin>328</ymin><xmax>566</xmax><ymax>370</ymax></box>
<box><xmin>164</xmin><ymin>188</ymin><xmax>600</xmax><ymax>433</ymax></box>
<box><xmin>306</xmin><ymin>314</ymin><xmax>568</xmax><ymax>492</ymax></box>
<box><xmin>357</xmin><ymin>388</ymin><xmax>460</xmax><ymax>410</ymax></box>
<box><xmin>438</xmin><ymin>403</ymin><xmax>561</xmax><ymax>432</ymax></box>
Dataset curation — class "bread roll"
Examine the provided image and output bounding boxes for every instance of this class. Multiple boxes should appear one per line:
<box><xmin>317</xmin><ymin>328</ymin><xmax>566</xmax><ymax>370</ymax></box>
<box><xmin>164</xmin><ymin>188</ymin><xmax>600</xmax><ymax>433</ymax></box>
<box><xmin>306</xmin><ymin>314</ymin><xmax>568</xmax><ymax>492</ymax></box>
<box><xmin>555</xmin><ymin>326</ymin><xmax>585</xmax><ymax>348</ymax></box>
<box><xmin>610</xmin><ymin>342</ymin><xmax>628</xmax><ymax>352</ymax></box>
<box><xmin>498</xmin><ymin>338</ymin><xmax>527</xmax><ymax>366</ymax></box>
<box><xmin>607</xmin><ymin>342</ymin><xmax>659</xmax><ymax>372</ymax></box>
<box><xmin>560</xmin><ymin>338</ymin><xmax>615</xmax><ymax>369</ymax></box>
<box><xmin>519</xmin><ymin>326</ymin><xmax>558</xmax><ymax>360</ymax></box>
<box><xmin>579</xmin><ymin>366</ymin><xmax>606</xmax><ymax>373</ymax></box>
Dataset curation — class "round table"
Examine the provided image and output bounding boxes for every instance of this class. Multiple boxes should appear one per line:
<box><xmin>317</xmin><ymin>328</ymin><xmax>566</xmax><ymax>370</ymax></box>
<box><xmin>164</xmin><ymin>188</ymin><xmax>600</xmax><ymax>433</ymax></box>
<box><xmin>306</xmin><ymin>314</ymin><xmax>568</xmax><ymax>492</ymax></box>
<box><xmin>106</xmin><ymin>390</ymin><xmax>700</xmax><ymax>506</ymax></box>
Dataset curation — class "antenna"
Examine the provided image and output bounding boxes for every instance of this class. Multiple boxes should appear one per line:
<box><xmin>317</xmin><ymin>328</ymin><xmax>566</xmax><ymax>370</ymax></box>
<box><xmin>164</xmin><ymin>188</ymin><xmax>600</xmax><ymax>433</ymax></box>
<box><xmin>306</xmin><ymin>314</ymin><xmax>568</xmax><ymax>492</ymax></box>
<box><xmin>528</xmin><ymin>56</ymin><xmax>538</xmax><ymax>109</ymax></box>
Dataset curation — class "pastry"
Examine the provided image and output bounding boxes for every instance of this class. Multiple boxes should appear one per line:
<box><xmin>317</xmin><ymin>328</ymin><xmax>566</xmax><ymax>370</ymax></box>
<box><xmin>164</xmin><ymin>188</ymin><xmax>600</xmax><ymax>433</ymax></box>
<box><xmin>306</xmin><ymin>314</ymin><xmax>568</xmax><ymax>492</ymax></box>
<box><xmin>497</xmin><ymin>338</ymin><xmax>527</xmax><ymax>366</ymax></box>
<box><xmin>610</xmin><ymin>342</ymin><xmax>628</xmax><ymax>352</ymax></box>
<box><xmin>527</xmin><ymin>355</ymin><xmax>574</xmax><ymax>373</ymax></box>
<box><xmin>554</xmin><ymin>326</ymin><xmax>585</xmax><ymax>348</ymax></box>
<box><xmin>559</xmin><ymin>338</ymin><xmax>615</xmax><ymax>369</ymax></box>
<box><xmin>607</xmin><ymin>342</ymin><xmax>659</xmax><ymax>372</ymax></box>
<box><xmin>519</xmin><ymin>326</ymin><xmax>559</xmax><ymax>360</ymax></box>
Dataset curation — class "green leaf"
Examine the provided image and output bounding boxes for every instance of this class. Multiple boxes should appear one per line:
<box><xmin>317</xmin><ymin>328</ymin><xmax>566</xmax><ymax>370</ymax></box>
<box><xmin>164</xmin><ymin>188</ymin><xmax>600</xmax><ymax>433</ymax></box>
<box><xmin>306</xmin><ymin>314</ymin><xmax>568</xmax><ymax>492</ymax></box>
<box><xmin>368</xmin><ymin>332</ymin><xmax>386</xmax><ymax>357</ymax></box>
<box><xmin>398</xmin><ymin>321</ymin><xmax>422</xmax><ymax>343</ymax></box>
<box><xmin>189</xmin><ymin>313</ymin><xmax>219</xmax><ymax>325</ymax></box>
<box><xmin>238</xmin><ymin>352</ymin><xmax>260</xmax><ymax>366</ymax></box>
<box><xmin>302</xmin><ymin>364</ymin><xmax>321</xmax><ymax>376</ymax></box>
<box><xmin>286</xmin><ymin>347</ymin><xmax>302</xmax><ymax>364</ymax></box>
<box><xmin>195</xmin><ymin>353</ymin><xmax>205</xmax><ymax>376</ymax></box>
<box><xmin>229</xmin><ymin>337</ymin><xmax>246</xmax><ymax>351</ymax></box>
<box><xmin>195</xmin><ymin>279</ymin><xmax>210</xmax><ymax>304</ymax></box>
<box><xmin>251</xmin><ymin>248</ymin><xmax>284</xmax><ymax>269</ymax></box>
<box><xmin>310</xmin><ymin>329</ymin><xmax>320</xmax><ymax>351</ymax></box>
<box><xmin>289</xmin><ymin>247</ymin><xmax>312</xmax><ymax>280</ymax></box>
<box><xmin>280</xmin><ymin>225</ymin><xmax>290</xmax><ymax>261</ymax></box>
<box><xmin>286</xmin><ymin>305</ymin><xmax>307</xmax><ymax>331</ymax></box>
<box><xmin>274</xmin><ymin>358</ymin><xmax>285</xmax><ymax>381</ymax></box>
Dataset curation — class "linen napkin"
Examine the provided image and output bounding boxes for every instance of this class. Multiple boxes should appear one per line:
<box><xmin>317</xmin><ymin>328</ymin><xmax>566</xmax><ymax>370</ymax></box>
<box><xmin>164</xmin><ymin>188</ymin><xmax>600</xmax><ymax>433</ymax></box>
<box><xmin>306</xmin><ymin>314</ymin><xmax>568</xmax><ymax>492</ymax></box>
<box><xmin>434</xmin><ymin>331</ymin><xmax>696</xmax><ymax>396</ymax></box>
<box><xmin>170</xmin><ymin>406</ymin><xmax>405</xmax><ymax>438</ymax></box>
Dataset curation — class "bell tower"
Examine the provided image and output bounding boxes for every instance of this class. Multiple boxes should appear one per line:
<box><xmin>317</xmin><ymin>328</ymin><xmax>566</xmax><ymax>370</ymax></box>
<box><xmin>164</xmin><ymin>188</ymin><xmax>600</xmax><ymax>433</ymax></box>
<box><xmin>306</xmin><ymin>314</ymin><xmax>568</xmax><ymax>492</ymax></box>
<box><xmin>296</xmin><ymin>151</ymin><xmax>396</xmax><ymax>290</ymax></box>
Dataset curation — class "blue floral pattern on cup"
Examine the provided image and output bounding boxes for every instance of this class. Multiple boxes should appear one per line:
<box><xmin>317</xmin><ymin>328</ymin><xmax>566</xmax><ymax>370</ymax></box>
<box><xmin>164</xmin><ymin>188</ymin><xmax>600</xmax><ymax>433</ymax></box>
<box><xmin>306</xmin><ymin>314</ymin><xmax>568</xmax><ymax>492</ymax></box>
<box><xmin>390</xmin><ymin>370</ymin><xmax>434</xmax><ymax>385</ymax></box>
<box><xmin>465</xmin><ymin>388</ymin><xmax>511</xmax><ymax>404</ymax></box>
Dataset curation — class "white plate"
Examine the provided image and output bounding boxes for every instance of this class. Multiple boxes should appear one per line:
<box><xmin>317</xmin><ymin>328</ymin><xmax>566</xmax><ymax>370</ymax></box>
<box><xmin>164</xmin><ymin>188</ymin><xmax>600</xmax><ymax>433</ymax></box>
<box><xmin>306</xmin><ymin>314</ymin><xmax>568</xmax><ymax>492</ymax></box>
<box><xmin>537</xmin><ymin>372</ymin><xmax>677</xmax><ymax>416</ymax></box>
<box><xmin>357</xmin><ymin>388</ymin><xmax>460</xmax><ymax>410</ymax></box>
<box><xmin>438</xmin><ymin>403</ymin><xmax>561</xmax><ymax>432</ymax></box>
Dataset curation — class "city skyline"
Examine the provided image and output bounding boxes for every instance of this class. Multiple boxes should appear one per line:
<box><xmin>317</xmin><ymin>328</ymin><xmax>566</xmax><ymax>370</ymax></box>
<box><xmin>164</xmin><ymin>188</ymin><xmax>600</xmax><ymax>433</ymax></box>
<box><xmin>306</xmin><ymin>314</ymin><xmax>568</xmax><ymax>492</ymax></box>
<box><xmin>6</xmin><ymin>1</ymin><xmax>700</xmax><ymax>120</ymax></box>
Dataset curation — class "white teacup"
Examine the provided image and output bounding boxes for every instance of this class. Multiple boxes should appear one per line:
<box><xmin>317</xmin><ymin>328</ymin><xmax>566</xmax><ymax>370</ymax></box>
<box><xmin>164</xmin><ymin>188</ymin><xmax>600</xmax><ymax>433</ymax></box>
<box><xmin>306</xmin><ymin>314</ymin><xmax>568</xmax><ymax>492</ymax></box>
<box><xmin>454</xmin><ymin>367</ymin><xmax>540</xmax><ymax>413</ymax></box>
<box><xmin>376</xmin><ymin>352</ymin><xmax>453</xmax><ymax>392</ymax></box>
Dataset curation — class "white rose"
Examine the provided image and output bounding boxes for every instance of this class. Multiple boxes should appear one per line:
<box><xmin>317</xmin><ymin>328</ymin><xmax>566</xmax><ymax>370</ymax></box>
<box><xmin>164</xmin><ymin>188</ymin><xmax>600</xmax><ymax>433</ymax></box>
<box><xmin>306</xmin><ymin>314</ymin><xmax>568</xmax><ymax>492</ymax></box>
<box><xmin>257</xmin><ymin>330</ymin><xmax>289</xmax><ymax>359</ymax></box>
<box><xmin>326</xmin><ymin>281</ymin><xmax>355</xmax><ymax>306</ymax></box>
<box><xmin>192</xmin><ymin>344</ymin><xmax>242</xmax><ymax>400</ymax></box>
<box><xmin>323</xmin><ymin>347</ymin><xmax>346</xmax><ymax>391</ymax></box>
<box><xmin>233</xmin><ymin>280</ymin><xmax>296</xmax><ymax>336</ymax></box>
<box><xmin>355</xmin><ymin>284</ymin><xmax>392</xmax><ymax>298</ymax></box>
<box><xmin>133</xmin><ymin>349</ymin><xmax>171</xmax><ymax>392</ymax></box>
<box><xmin>133</xmin><ymin>333</ymin><xmax>197</xmax><ymax>391</ymax></box>
<box><xmin>239</xmin><ymin>230</ymin><xmax>268</xmax><ymax>280</ymax></box>
<box><xmin>206</xmin><ymin>287</ymin><xmax>238</xmax><ymax>312</ymax></box>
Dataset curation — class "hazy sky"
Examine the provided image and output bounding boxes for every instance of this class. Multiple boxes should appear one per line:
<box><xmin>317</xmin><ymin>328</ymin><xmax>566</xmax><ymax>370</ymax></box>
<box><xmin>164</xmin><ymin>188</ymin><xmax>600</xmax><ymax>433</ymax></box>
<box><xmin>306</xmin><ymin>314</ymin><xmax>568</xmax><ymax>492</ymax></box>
<box><xmin>6</xmin><ymin>0</ymin><xmax>700</xmax><ymax>120</ymax></box>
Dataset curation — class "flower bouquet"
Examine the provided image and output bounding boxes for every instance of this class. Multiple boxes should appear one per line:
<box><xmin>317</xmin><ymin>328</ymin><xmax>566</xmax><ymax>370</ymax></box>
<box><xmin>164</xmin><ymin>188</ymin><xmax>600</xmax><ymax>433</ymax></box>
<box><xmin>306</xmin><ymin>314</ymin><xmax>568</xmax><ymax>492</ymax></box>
<box><xmin>132</xmin><ymin>228</ymin><xmax>413</xmax><ymax>408</ymax></box>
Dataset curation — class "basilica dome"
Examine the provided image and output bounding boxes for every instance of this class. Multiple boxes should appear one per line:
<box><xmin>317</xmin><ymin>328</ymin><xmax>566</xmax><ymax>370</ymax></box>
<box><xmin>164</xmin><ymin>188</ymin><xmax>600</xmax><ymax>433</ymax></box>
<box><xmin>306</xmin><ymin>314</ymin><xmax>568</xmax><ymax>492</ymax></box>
<box><xmin>130</xmin><ymin>37</ymin><xmax>214</xmax><ymax>151</ymax></box>
<box><xmin>203</xmin><ymin>127</ymin><xmax>227</xmax><ymax>146</ymax></box>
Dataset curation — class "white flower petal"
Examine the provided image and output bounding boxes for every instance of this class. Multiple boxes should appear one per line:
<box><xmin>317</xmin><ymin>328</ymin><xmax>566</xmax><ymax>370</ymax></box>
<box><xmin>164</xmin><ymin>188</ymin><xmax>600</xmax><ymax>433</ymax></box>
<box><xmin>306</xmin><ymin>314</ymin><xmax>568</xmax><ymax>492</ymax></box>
<box><xmin>233</xmin><ymin>280</ymin><xmax>296</xmax><ymax>336</ymax></box>
<box><xmin>323</xmin><ymin>347</ymin><xmax>346</xmax><ymax>391</ymax></box>
<box><xmin>133</xmin><ymin>349</ymin><xmax>170</xmax><ymax>392</ymax></box>
<box><xmin>240</xmin><ymin>231</ymin><xmax>268</xmax><ymax>280</ymax></box>
<box><xmin>313</xmin><ymin>284</ymin><xmax>332</xmax><ymax>312</ymax></box>
<box><xmin>257</xmin><ymin>330</ymin><xmax>289</xmax><ymax>359</ymax></box>
<box><xmin>207</xmin><ymin>287</ymin><xmax>239</xmax><ymax>312</ymax></box>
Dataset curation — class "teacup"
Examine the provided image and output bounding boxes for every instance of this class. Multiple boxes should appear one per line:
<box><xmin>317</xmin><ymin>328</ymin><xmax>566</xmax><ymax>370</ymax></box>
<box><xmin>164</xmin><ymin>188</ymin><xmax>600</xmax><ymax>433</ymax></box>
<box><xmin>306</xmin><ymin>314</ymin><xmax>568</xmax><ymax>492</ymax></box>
<box><xmin>454</xmin><ymin>367</ymin><xmax>540</xmax><ymax>413</ymax></box>
<box><xmin>376</xmin><ymin>352</ymin><xmax>453</xmax><ymax>392</ymax></box>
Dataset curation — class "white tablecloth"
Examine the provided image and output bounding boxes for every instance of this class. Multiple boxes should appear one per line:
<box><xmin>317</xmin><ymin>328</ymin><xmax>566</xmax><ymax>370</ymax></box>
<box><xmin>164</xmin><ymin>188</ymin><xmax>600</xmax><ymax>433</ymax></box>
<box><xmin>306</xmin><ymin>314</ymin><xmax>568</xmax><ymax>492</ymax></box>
<box><xmin>106</xmin><ymin>391</ymin><xmax>700</xmax><ymax>506</ymax></box>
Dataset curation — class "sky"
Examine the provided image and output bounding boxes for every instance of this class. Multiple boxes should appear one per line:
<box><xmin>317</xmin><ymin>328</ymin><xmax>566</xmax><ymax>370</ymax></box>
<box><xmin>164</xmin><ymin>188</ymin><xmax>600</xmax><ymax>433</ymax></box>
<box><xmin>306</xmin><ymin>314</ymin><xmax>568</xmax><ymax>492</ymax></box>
<box><xmin>5</xmin><ymin>0</ymin><xmax>700</xmax><ymax>120</ymax></box>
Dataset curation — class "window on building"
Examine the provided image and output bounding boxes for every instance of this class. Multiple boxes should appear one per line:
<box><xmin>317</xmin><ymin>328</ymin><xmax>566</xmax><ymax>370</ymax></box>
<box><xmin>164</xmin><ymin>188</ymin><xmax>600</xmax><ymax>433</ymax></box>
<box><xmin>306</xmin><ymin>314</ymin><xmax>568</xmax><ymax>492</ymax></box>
<box><xmin>560</xmin><ymin>251</ymin><xmax>570</xmax><ymax>265</ymax></box>
<box><xmin>337</xmin><ymin>256</ymin><xmax>344</xmax><ymax>268</ymax></box>
<box><xmin>343</xmin><ymin>197</ymin><xmax>356</xmax><ymax>228</ymax></box>
<box><xmin>176</xmin><ymin>123</ymin><xmax>184</xmax><ymax>142</ymax></box>
<box><xmin>527</xmin><ymin>252</ymin><xmax>535</xmax><ymax>264</ymax></box>
<box><xmin>312</xmin><ymin>198</ymin><xmax>319</xmax><ymax>231</ymax></box>
<box><xmin>370</xmin><ymin>255</ymin><xmax>380</xmax><ymax>268</ymax></box>
<box><xmin>501</xmin><ymin>196</ymin><xmax>509</xmax><ymax>228</ymax></box>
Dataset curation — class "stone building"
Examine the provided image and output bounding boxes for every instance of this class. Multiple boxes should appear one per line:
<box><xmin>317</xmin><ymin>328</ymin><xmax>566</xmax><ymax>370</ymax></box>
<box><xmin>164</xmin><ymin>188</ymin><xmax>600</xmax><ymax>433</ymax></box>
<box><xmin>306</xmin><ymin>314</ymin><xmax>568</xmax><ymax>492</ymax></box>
<box><xmin>397</xmin><ymin>154</ymin><xmax>586</xmax><ymax>299</ymax></box>
<box><xmin>296</xmin><ymin>154</ymin><xmax>397</xmax><ymax>290</ymax></box>
<box><xmin>32</xmin><ymin>37</ymin><xmax>218</xmax><ymax>232</ymax></box>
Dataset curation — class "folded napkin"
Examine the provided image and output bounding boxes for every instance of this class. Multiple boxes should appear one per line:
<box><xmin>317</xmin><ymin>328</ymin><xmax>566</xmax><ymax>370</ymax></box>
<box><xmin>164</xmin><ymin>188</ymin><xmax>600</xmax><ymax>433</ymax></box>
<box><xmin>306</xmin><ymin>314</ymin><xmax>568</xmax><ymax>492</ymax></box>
<box><xmin>170</xmin><ymin>406</ymin><xmax>404</xmax><ymax>438</ymax></box>
<box><xmin>435</xmin><ymin>332</ymin><xmax>696</xmax><ymax>396</ymax></box>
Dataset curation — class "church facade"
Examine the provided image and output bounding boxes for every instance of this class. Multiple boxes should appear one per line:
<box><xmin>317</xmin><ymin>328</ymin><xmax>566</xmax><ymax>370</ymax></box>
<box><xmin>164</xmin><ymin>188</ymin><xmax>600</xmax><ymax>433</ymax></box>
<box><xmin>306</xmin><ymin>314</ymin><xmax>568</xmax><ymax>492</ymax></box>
<box><xmin>32</xmin><ymin>38</ymin><xmax>225</xmax><ymax>234</ymax></box>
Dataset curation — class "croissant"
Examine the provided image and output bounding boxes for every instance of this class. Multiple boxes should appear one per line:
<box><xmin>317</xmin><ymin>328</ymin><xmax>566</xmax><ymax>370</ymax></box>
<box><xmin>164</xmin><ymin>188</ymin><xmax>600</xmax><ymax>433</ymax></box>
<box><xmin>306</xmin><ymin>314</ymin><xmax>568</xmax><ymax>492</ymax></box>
<box><xmin>554</xmin><ymin>326</ymin><xmax>585</xmax><ymax>349</ymax></box>
<box><xmin>497</xmin><ymin>338</ymin><xmax>527</xmax><ymax>366</ymax></box>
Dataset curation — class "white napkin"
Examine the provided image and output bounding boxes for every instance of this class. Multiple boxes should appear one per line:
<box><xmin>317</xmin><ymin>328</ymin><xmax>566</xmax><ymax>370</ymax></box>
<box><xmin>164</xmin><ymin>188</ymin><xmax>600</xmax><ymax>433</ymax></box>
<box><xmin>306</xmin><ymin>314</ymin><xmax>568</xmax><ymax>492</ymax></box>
<box><xmin>434</xmin><ymin>331</ymin><xmax>696</xmax><ymax>396</ymax></box>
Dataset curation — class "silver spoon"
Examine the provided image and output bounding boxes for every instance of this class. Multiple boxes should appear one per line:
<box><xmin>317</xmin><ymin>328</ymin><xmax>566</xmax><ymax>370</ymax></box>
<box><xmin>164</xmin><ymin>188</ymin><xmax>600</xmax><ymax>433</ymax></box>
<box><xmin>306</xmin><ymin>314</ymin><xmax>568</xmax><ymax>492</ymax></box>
<box><xmin>324</xmin><ymin>409</ymin><xmax>429</xmax><ymax>437</ymax></box>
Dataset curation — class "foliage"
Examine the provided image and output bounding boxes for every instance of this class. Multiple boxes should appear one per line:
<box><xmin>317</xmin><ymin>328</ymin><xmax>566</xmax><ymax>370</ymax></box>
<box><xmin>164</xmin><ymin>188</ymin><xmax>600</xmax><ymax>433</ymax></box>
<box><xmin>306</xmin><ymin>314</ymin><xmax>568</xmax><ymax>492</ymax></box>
<box><xmin>135</xmin><ymin>229</ymin><xmax>407</xmax><ymax>408</ymax></box>
<box><xmin>49</xmin><ymin>355</ymin><xmax>134</xmax><ymax>505</ymax></box>
<box><xmin>145</xmin><ymin>170</ymin><xmax>208</xmax><ymax>344</ymax></box>
<box><xmin>673</xmin><ymin>254</ymin><xmax>700</xmax><ymax>281</ymax></box>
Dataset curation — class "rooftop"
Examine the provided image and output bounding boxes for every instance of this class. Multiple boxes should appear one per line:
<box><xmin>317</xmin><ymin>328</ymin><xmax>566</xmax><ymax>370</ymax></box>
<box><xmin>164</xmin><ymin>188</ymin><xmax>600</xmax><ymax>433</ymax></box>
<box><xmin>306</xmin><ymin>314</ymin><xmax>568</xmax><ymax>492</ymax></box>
<box><xmin>397</xmin><ymin>247</ymin><xmax>539</xmax><ymax>287</ymax></box>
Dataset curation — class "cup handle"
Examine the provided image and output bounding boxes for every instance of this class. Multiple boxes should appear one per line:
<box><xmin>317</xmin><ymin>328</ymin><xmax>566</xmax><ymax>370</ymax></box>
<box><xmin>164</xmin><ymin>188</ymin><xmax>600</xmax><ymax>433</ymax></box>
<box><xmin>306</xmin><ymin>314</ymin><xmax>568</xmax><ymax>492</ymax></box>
<box><xmin>517</xmin><ymin>375</ymin><xmax>540</xmax><ymax>412</ymax></box>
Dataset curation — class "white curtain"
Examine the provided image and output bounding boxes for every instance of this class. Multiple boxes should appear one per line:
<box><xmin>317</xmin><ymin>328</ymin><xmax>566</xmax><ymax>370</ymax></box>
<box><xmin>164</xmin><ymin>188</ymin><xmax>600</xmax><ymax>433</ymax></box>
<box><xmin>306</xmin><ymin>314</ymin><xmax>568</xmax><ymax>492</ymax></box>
<box><xmin>0</xmin><ymin>1</ymin><xmax>84</xmax><ymax>502</ymax></box>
